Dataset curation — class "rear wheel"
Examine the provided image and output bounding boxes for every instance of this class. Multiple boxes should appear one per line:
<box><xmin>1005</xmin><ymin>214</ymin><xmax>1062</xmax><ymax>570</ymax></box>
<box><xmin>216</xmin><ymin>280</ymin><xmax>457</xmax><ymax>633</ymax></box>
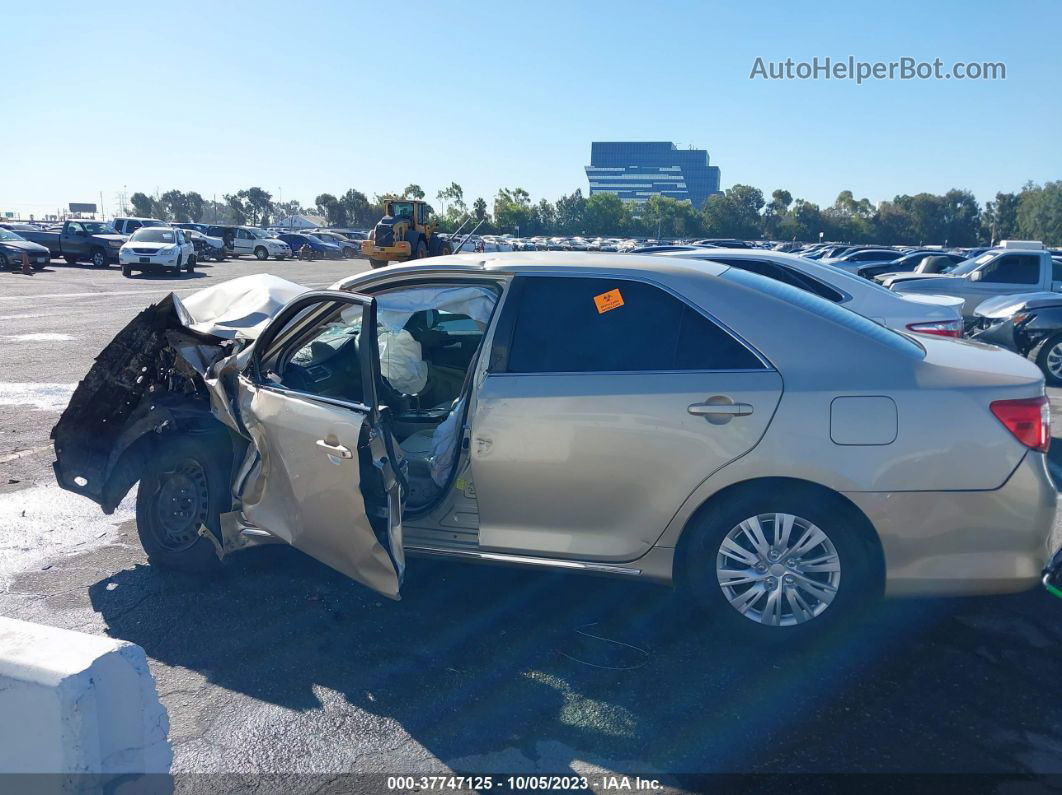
<box><xmin>1036</xmin><ymin>334</ymin><xmax>1062</xmax><ymax>386</ymax></box>
<box><xmin>342</xmin><ymin>246</ymin><xmax>355</xmax><ymax>258</ymax></box>
<box><xmin>415</xmin><ymin>240</ymin><xmax>428</xmax><ymax>259</ymax></box>
<box><xmin>254</xmin><ymin>246</ymin><xmax>268</xmax><ymax>261</ymax></box>
<box><xmin>64</xmin><ymin>255</ymin><xmax>79</xmax><ymax>265</ymax></box>
<box><xmin>185</xmin><ymin>255</ymin><xmax>195</xmax><ymax>273</ymax></box>
<box><xmin>0</xmin><ymin>252</ymin><xmax>8</xmax><ymax>270</ymax></box>
<box><xmin>135</xmin><ymin>434</ymin><xmax>229</xmax><ymax>575</ymax></box>
<box><xmin>679</xmin><ymin>487</ymin><xmax>880</xmax><ymax>643</ymax></box>
<box><xmin>369</xmin><ymin>258</ymin><xmax>387</xmax><ymax>269</ymax></box>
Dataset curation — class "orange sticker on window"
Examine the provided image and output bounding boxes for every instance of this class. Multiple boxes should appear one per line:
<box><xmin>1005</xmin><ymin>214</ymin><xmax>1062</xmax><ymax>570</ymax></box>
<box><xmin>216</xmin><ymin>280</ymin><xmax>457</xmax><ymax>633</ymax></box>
<box><xmin>594</xmin><ymin>288</ymin><xmax>624</xmax><ymax>314</ymax></box>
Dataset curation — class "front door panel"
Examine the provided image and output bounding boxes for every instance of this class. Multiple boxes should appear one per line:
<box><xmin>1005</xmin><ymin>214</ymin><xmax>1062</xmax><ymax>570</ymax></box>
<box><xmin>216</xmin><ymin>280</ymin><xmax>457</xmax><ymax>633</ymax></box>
<box><xmin>237</xmin><ymin>383</ymin><xmax>402</xmax><ymax>597</ymax></box>
<box><xmin>470</xmin><ymin>370</ymin><xmax>783</xmax><ymax>562</ymax></box>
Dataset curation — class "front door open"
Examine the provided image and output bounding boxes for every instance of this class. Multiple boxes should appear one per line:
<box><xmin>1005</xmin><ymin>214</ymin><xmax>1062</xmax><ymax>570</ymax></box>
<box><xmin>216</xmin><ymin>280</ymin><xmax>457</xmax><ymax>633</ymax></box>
<box><xmin>234</xmin><ymin>292</ymin><xmax>406</xmax><ymax>598</ymax></box>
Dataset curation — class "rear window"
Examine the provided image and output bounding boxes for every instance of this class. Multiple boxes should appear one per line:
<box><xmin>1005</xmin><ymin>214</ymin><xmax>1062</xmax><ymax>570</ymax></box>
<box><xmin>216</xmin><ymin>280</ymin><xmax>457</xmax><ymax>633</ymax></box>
<box><xmin>712</xmin><ymin>258</ymin><xmax>844</xmax><ymax>302</ymax></box>
<box><xmin>723</xmin><ymin>267</ymin><xmax>925</xmax><ymax>358</ymax></box>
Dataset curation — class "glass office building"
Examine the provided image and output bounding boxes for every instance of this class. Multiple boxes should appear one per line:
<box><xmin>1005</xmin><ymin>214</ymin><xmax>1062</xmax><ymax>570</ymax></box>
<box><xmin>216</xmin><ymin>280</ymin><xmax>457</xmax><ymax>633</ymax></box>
<box><xmin>584</xmin><ymin>142</ymin><xmax>721</xmax><ymax>210</ymax></box>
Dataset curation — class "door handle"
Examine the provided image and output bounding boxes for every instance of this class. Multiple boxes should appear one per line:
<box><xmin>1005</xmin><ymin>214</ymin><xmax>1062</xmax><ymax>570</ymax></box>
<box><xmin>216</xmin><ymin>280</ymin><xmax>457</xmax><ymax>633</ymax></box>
<box><xmin>688</xmin><ymin>402</ymin><xmax>753</xmax><ymax>417</ymax></box>
<box><xmin>316</xmin><ymin>439</ymin><xmax>353</xmax><ymax>459</ymax></box>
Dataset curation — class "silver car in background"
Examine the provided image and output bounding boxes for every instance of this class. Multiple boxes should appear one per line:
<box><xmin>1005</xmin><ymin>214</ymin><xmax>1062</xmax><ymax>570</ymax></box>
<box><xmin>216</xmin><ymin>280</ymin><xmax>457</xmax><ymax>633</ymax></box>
<box><xmin>653</xmin><ymin>248</ymin><xmax>965</xmax><ymax>337</ymax></box>
<box><xmin>52</xmin><ymin>254</ymin><xmax>1058</xmax><ymax>641</ymax></box>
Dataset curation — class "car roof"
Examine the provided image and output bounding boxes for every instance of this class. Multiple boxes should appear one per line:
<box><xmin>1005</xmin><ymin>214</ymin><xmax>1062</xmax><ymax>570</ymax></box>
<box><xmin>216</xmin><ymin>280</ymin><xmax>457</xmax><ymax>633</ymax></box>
<box><xmin>334</xmin><ymin>252</ymin><xmax>729</xmax><ymax>291</ymax></box>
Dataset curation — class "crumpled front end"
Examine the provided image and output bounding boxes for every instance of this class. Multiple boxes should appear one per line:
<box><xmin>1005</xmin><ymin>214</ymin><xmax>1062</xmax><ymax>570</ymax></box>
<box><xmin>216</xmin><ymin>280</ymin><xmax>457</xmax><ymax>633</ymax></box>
<box><xmin>51</xmin><ymin>294</ymin><xmax>239</xmax><ymax>513</ymax></box>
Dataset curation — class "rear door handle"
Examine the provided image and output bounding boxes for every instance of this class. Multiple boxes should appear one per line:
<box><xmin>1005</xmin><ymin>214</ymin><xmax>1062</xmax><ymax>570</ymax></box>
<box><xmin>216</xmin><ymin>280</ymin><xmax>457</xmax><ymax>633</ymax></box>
<box><xmin>316</xmin><ymin>439</ymin><xmax>353</xmax><ymax>459</ymax></box>
<box><xmin>688</xmin><ymin>402</ymin><xmax>754</xmax><ymax>417</ymax></box>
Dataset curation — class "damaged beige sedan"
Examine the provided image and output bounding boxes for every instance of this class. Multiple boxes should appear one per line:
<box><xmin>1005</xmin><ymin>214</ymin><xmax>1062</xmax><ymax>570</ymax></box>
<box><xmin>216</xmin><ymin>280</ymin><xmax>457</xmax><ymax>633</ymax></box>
<box><xmin>53</xmin><ymin>253</ymin><xmax>1059</xmax><ymax>640</ymax></box>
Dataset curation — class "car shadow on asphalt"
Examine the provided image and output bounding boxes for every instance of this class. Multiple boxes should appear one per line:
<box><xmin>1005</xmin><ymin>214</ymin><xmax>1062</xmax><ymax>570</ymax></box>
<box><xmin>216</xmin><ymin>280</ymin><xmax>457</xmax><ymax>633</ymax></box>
<box><xmin>85</xmin><ymin>545</ymin><xmax>1062</xmax><ymax>775</ymax></box>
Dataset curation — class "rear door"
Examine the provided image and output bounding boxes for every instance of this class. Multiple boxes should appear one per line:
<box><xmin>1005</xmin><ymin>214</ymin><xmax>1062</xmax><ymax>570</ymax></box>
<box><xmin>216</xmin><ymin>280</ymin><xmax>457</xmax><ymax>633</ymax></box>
<box><xmin>234</xmin><ymin>291</ymin><xmax>407</xmax><ymax>597</ymax></box>
<box><xmin>470</xmin><ymin>274</ymin><xmax>783</xmax><ymax>562</ymax></box>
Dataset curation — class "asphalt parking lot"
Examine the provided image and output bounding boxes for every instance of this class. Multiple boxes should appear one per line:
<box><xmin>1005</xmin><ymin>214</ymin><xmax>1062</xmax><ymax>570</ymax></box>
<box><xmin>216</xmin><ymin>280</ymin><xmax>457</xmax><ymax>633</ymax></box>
<box><xmin>1</xmin><ymin>257</ymin><xmax>1061</xmax><ymax>782</ymax></box>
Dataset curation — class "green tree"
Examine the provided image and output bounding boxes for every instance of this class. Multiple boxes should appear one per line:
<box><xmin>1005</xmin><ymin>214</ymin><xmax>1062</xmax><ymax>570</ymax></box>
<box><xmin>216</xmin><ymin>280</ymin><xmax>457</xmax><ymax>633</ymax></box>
<box><xmin>336</xmin><ymin>189</ymin><xmax>371</xmax><ymax>227</ymax></box>
<box><xmin>983</xmin><ymin>191</ymin><xmax>1020</xmax><ymax>243</ymax></box>
<box><xmin>402</xmin><ymin>184</ymin><xmax>425</xmax><ymax>200</ymax></box>
<box><xmin>315</xmin><ymin>193</ymin><xmax>349</xmax><ymax>226</ymax></box>
<box><xmin>185</xmin><ymin>191</ymin><xmax>206</xmax><ymax>222</ymax></box>
<box><xmin>583</xmin><ymin>192</ymin><xmax>627</xmax><ymax>235</ymax></box>
<box><xmin>493</xmin><ymin>187</ymin><xmax>533</xmax><ymax>233</ymax></box>
<box><xmin>1017</xmin><ymin>181</ymin><xmax>1062</xmax><ymax>246</ymax></box>
<box><xmin>702</xmin><ymin>185</ymin><xmax>763</xmax><ymax>239</ymax></box>
<box><xmin>873</xmin><ymin>201</ymin><xmax>915</xmax><ymax>245</ymax></box>
<box><xmin>129</xmin><ymin>192</ymin><xmax>159</xmax><ymax>219</ymax></box>
<box><xmin>223</xmin><ymin>193</ymin><xmax>247</xmax><ymax>225</ymax></box>
<box><xmin>472</xmin><ymin>197</ymin><xmax>489</xmax><ymax>223</ymax></box>
<box><xmin>239</xmin><ymin>187</ymin><xmax>273</xmax><ymax>226</ymax></box>
<box><xmin>553</xmin><ymin>189</ymin><xmax>587</xmax><ymax>234</ymax></box>
<box><xmin>160</xmin><ymin>190</ymin><xmax>189</xmax><ymax>222</ymax></box>
<box><xmin>644</xmin><ymin>195</ymin><xmax>702</xmax><ymax>238</ymax></box>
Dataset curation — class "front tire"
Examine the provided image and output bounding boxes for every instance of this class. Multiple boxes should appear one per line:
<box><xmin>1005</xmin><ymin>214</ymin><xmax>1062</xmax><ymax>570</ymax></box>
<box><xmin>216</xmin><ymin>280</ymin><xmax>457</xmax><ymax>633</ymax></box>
<box><xmin>121</xmin><ymin>263</ymin><xmax>133</xmax><ymax>277</ymax></box>
<box><xmin>414</xmin><ymin>240</ymin><xmax>428</xmax><ymax>259</ymax></box>
<box><xmin>369</xmin><ymin>258</ymin><xmax>386</xmax><ymax>269</ymax></box>
<box><xmin>254</xmin><ymin>246</ymin><xmax>268</xmax><ymax>261</ymax></box>
<box><xmin>0</xmin><ymin>252</ymin><xmax>8</xmax><ymax>270</ymax></box>
<box><xmin>91</xmin><ymin>247</ymin><xmax>108</xmax><ymax>268</ymax></box>
<box><xmin>1036</xmin><ymin>333</ymin><xmax>1062</xmax><ymax>386</ymax></box>
<box><xmin>135</xmin><ymin>434</ymin><xmax>229</xmax><ymax>575</ymax></box>
<box><xmin>678</xmin><ymin>487</ymin><xmax>881</xmax><ymax>643</ymax></box>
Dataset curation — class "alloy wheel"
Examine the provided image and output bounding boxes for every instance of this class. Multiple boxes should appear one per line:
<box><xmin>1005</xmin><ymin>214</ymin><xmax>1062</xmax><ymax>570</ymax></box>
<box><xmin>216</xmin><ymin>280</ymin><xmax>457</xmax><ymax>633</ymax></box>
<box><xmin>716</xmin><ymin>513</ymin><xmax>841</xmax><ymax>627</ymax></box>
<box><xmin>1045</xmin><ymin>342</ymin><xmax>1062</xmax><ymax>380</ymax></box>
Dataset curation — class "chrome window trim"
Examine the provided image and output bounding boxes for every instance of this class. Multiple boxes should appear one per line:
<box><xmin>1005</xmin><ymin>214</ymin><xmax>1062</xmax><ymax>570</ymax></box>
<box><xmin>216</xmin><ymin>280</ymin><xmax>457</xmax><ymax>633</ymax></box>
<box><xmin>255</xmin><ymin>381</ymin><xmax>373</xmax><ymax>415</ymax></box>
<box><xmin>484</xmin><ymin>368</ymin><xmax>775</xmax><ymax>378</ymax></box>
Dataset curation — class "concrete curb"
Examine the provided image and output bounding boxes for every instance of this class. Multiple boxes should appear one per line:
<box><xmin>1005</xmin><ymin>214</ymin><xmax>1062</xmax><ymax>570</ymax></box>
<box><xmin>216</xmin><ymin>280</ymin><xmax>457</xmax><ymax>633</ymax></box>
<box><xmin>0</xmin><ymin>617</ymin><xmax>172</xmax><ymax>774</ymax></box>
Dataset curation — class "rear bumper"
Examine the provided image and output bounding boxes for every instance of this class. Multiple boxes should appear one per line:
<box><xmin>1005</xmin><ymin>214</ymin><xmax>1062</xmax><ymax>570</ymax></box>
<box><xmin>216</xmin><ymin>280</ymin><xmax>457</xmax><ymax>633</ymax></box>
<box><xmin>845</xmin><ymin>451</ymin><xmax>1059</xmax><ymax>597</ymax></box>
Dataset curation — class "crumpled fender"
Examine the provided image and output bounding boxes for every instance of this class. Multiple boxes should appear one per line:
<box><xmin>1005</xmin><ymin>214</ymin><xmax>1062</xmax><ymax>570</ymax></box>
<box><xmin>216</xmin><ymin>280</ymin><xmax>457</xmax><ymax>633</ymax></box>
<box><xmin>51</xmin><ymin>294</ymin><xmax>242</xmax><ymax>512</ymax></box>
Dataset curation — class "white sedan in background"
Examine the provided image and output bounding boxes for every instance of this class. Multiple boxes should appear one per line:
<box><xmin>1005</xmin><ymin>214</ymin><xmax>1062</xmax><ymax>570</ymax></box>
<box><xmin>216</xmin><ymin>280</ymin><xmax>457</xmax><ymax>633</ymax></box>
<box><xmin>119</xmin><ymin>226</ymin><xmax>196</xmax><ymax>277</ymax></box>
<box><xmin>653</xmin><ymin>248</ymin><xmax>965</xmax><ymax>337</ymax></box>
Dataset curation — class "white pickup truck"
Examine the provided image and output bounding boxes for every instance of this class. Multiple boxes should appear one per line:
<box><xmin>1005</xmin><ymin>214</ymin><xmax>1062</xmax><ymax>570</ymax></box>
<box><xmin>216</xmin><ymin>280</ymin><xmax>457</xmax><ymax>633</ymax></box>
<box><xmin>880</xmin><ymin>241</ymin><xmax>1061</xmax><ymax>320</ymax></box>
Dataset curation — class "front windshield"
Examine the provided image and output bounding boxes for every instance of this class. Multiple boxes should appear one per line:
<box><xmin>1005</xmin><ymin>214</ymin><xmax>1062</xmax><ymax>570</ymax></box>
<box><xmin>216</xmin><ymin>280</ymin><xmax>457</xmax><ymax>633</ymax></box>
<box><xmin>388</xmin><ymin>201</ymin><xmax>414</xmax><ymax>218</ymax></box>
<box><xmin>82</xmin><ymin>222</ymin><xmax>114</xmax><ymax>234</ymax></box>
<box><xmin>130</xmin><ymin>228</ymin><xmax>176</xmax><ymax>244</ymax></box>
<box><xmin>0</xmin><ymin>229</ymin><xmax>26</xmax><ymax>242</ymax></box>
<box><xmin>949</xmin><ymin>252</ymin><xmax>996</xmax><ymax>276</ymax></box>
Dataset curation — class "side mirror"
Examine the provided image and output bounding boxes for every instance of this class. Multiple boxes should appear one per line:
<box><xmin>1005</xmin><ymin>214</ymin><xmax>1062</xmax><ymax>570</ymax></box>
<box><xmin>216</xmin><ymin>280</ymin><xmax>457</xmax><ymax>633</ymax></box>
<box><xmin>969</xmin><ymin>270</ymin><xmax>983</xmax><ymax>282</ymax></box>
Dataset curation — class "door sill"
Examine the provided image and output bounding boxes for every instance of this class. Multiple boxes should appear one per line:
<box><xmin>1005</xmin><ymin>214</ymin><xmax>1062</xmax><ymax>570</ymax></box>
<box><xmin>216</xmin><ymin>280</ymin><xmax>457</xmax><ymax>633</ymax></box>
<box><xmin>404</xmin><ymin>544</ymin><xmax>642</xmax><ymax>575</ymax></box>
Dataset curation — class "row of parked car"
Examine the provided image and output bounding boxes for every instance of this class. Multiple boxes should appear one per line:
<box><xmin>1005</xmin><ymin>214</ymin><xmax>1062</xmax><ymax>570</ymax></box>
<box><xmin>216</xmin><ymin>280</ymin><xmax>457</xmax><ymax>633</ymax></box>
<box><xmin>0</xmin><ymin>217</ymin><xmax>370</xmax><ymax>276</ymax></box>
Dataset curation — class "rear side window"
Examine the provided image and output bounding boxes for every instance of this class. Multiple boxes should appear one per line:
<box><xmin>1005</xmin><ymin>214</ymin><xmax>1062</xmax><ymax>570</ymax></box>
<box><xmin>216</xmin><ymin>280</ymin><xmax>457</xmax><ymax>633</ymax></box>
<box><xmin>724</xmin><ymin>267</ymin><xmax>925</xmax><ymax>358</ymax></box>
<box><xmin>504</xmin><ymin>276</ymin><xmax>763</xmax><ymax>373</ymax></box>
<box><xmin>713</xmin><ymin>258</ymin><xmax>844</xmax><ymax>302</ymax></box>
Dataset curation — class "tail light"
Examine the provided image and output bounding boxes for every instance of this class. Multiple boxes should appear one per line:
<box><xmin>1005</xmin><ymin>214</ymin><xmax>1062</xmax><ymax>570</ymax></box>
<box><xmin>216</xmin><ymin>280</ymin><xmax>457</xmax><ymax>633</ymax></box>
<box><xmin>906</xmin><ymin>320</ymin><xmax>963</xmax><ymax>338</ymax></box>
<box><xmin>990</xmin><ymin>396</ymin><xmax>1050</xmax><ymax>452</ymax></box>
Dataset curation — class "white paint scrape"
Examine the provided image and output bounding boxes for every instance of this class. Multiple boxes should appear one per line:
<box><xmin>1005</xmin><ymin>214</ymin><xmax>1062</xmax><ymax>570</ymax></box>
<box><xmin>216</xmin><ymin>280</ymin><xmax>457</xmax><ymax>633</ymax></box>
<box><xmin>0</xmin><ymin>616</ymin><xmax>172</xmax><ymax>774</ymax></box>
<box><xmin>0</xmin><ymin>382</ymin><xmax>76</xmax><ymax>411</ymax></box>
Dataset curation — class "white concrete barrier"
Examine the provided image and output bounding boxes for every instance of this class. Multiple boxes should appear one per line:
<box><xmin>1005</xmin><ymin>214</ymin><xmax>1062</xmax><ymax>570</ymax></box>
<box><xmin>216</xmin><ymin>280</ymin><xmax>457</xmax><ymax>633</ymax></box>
<box><xmin>0</xmin><ymin>617</ymin><xmax>171</xmax><ymax>774</ymax></box>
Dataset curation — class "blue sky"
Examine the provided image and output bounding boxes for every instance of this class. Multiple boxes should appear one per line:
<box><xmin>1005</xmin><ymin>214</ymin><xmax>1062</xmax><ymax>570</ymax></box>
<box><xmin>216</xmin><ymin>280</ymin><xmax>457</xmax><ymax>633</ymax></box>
<box><xmin>3</xmin><ymin>0</ymin><xmax>1060</xmax><ymax>219</ymax></box>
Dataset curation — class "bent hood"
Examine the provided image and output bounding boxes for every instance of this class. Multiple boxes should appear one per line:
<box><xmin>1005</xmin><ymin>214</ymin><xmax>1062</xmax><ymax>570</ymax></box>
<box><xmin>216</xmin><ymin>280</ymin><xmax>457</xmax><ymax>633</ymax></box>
<box><xmin>882</xmin><ymin>272</ymin><xmax>962</xmax><ymax>288</ymax></box>
<box><xmin>180</xmin><ymin>274</ymin><xmax>309</xmax><ymax>338</ymax></box>
<box><xmin>974</xmin><ymin>291</ymin><xmax>1062</xmax><ymax>319</ymax></box>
